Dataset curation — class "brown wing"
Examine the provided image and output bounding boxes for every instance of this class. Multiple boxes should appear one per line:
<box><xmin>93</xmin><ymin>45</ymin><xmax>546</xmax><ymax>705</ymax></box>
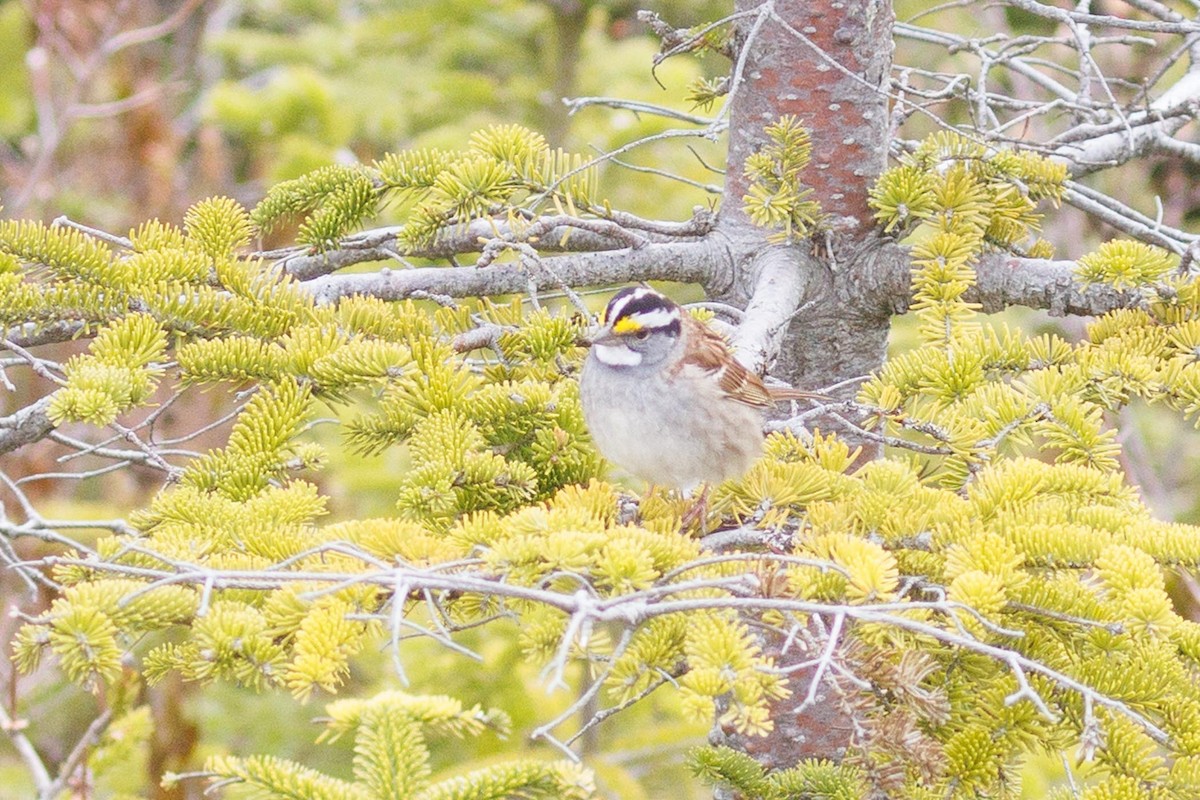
<box><xmin>767</xmin><ymin>385</ymin><xmax>830</xmax><ymax>402</ymax></box>
<box><xmin>675</xmin><ymin>316</ymin><xmax>774</xmax><ymax>409</ymax></box>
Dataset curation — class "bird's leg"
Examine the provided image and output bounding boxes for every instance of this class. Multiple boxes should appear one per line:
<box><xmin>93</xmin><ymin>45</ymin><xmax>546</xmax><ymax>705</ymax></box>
<box><xmin>618</xmin><ymin>489</ymin><xmax>642</xmax><ymax>526</ymax></box>
<box><xmin>679</xmin><ymin>483</ymin><xmax>710</xmax><ymax>534</ymax></box>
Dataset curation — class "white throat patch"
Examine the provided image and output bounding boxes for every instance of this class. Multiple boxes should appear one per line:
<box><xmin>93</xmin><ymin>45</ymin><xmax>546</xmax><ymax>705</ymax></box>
<box><xmin>593</xmin><ymin>343</ymin><xmax>643</xmax><ymax>366</ymax></box>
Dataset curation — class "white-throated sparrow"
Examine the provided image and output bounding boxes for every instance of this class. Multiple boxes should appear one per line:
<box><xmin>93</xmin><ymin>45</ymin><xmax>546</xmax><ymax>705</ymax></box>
<box><xmin>580</xmin><ymin>286</ymin><xmax>821</xmax><ymax>492</ymax></box>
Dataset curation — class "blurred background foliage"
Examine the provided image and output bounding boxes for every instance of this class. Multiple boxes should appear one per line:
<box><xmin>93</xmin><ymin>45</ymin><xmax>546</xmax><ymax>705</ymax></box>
<box><xmin>1</xmin><ymin>1</ymin><xmax>1199</xmax><ymax>798</ymax></box>
<box><xmin>0</xmin><ymin>0</ymin><xmax>730</xmax><ymax>230</ymax></box>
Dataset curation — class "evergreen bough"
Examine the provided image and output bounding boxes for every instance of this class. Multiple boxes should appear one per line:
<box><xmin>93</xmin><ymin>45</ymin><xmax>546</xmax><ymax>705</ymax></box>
<box><xmin>7</xmin><ymin>124</ymin><xmax>1200</xmax><ymax>799</ymax></box>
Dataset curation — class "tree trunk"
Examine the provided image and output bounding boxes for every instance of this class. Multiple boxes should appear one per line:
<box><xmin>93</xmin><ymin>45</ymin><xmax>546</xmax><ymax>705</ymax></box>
<box><xmin>716</xmin><ymin>0</ymin><xmax>898</xmax><ymax>397</ymax></box>
<box><xmin>709</xmin><ymin>0</ymin><xmax>900</xmax><ymax>773</ymax></box>
<box><xmin>545</xmin><ymin>1</ymin><xmax>589</xmax><ymax>147</ymax></box>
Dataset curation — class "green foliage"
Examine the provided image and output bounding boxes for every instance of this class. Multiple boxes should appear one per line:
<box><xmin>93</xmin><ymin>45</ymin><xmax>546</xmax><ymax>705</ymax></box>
<box><xmin>804</xmin><ymin>128</ymin><xmax>1200</xmax><ymax>795</ymax></box>
<box><xmin>251</xmin><ymin>164</ymin><xmax>380</xmax><ymax>250</ymax></box>
<box><xmin>202</xmin><ymin>1</ymin><xmax>555</xmax><ymax>180</ymax></box>
<box><xmin>180</xmin><ymin>381</ymin><xmax>318</xmax><ymax>500</ymax></box>
<box><xmin>194</xmin><ymin>0</ymin><xmax>727</xmax><ymax>212</ymax></box>
<box><xmin>0</xmin><ymin>217</ymin><xmax>117</xmax><ymax>284</ymax></box>
<box><xmin>686</xmin><ymin>75</ymin><xmax>728</xmax><ymax>112</ymax></box>
<box><xmin>179</xmin><ymin>690</ymin><xmax>595</xmax><ymax>800</ymax></box>
<box><xmin>1077</xmin><ymin>239</ymin><xmax>1177</xmax><ymax>288</ymax></box>
<box><xmin>11</xmin><ymin>222</ymin><xmax>608</xmax><ymax>706</ymax></box>
<box><xmin>870</xmin><ymin>132</ymin><xmax>1068</xmax><ymax>347</ymax></box>
<box><xmin>0</xmin><ymin>202</ymin><xmax>315</xmax><ymax>344</ymax></box>
<box><xmin>90</xmin><ymin>706</ymin><xmax>154</xmax><ymax>796</ymax></box>
<box><xmin>247</xmin><ymin>123</ymin><xmax>605</xmax><ymax>252</ymax></box>
<box><xmin>741</xmin><ymin>115</ymin><xmax>823</xmax><ymax>241</ymax></box>
<box><xmin>14</xmin><ymin>578</ymin><xmax>196</xmax><ymax>688</ymax></box>
<box><xmin>47</xmin><ymin>313</ymin><xmax>167</xmax><ymax>426</ymax></box>
<box><xmin>871</xmin><ymin>131</ymin><xmax>1065</xmax><ymax>252</ymax></box>
<box><xmin>185</xmin><ymin>195</ymin><xmax>255</xmax><ymax>259</ymax></box>
<box><xmin>0</xmin><ymin>2</ymin><xmax>32</xmax><ymax>137</ymax></box>
<box><xmin>690</xmin><ymin>747</ymin><xmax>866</xmax><ymax>800</ymax></box>
<box><xmin>14</xmin><ymin>119</ymin><xmax>1200</xmax><ymax>800</ymax></box>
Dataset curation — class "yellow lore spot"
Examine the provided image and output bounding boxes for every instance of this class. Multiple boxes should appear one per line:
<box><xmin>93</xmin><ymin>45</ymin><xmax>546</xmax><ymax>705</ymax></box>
<box><xmin>613</xmin><ymin>317</ymin><xmax>642</xmax><ymax>334</ymax></box>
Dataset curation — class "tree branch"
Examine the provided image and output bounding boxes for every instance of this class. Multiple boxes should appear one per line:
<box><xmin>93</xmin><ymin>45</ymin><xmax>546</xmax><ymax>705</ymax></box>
<box><xmin>0</xmin><ymin>703</ymin><xmax>52</xmax><ymax>796</ymax></box>
<box><xmin>894</xmin><ymin>22</ymin><xmax>1078</xmax><ymax>105</ymax></box>
<box><xmin>1054</xmin><ymin>69</ymin><xmax>1200</xmax><ymax>176</ymax></box>
<box><xmin>300</xmin><ymin>240</ymin><xmax>724</xmax><ymax>305</ymax></box>
<box><xmin>1148</xmin><ymin>131</ymin><xmax>1200</xmax><ymax>163</ymax></box>
<box><xmin>101</xmin><ymin>0</ymin><xmax>206</xmax><ymax>56</ymax></box>
<box><xmin>1063</xmin><ymin>181</ymin><xmax>1198</xmax><ymax>254</ymax></box>
<box><xmin>272</xmin><ymin>213</ymin><xmax>716</xmax><ymax>281</ymax></box>
<box><xmin>0</xmin><ymin>398</ymin><xmax>55</xmax><ymax>457</ymax></box>
<box><xmin>731</xmin><ymin>246</ymin><xmax>810</xmax><ymax>374</ymax></box>
<box><xmin>969</xmin><ymin>253</ymin><xmax>1137</xmax><ymax>315</ymax></box>
<box><xmin>563</xmin><ymin>96</ymin><xmax>716</xmax><ymax>126</ymax></box>
<box><xmin>1004</xmin><ymin>0</ymin><xmax>1200</xmax><ymax>35</ymax></box>
<box><xmin>3</xmin><ymin>321</ymin><xmax>88</xmax><ymax>350</ymax></box>
<box><xmin>39</xmin><ymin>555</ymin><xmax>1174</xmax><ymax>749</ymax></box>
<box><xmin>37</xmin><ymin>708</ymin><xmax>114</xmax><ymax>800</ymax></box>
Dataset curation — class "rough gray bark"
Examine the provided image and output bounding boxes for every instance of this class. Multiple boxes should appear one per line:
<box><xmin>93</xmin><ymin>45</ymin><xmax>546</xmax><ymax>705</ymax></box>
<box><xmin>0</xmin><ymin>397</ymin><xmax>54</xmax><ymax>457</ymax></box>
<box><xmin>305</xmin><ymin>239</ymin><xmax>723</xmax><ymax>305</ymax></box>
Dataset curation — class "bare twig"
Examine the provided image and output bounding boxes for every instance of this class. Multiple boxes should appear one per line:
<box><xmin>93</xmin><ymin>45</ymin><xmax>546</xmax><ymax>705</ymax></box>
<box><xmin>0</xmin><ymin>702</ymin><xmax>52</xmax><ymax>796</ymax></box>
<box><xmin>794</xmin><ymin>612</ymin><xmax>845</xmax><ymax>713</ymax></box>
<box><xmin>31</xmin><ymin>554</ymin><xmax>1172</xmax><ymax>747</ymax></box>
<box><xmin>530</xmin><ymin>626</ymin><xmax>635</xmax><ymax>761</ymax></box>
<box><xmin>1004</xmin><ymin>0</ymin><xmax>1200</xmax><ymax>35</ymax></box>
<box><xmin>563</xmin><ymin>96</ymin><xmax>716</xmax><ymax>126</ymax></box>
<box><xmin>42</xmin><ymin>709</ymin><xmax>114</xmax><ymax>800</ymax></box>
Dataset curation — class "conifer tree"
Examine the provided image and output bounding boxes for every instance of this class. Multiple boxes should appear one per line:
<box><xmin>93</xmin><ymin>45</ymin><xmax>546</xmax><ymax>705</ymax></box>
<box><xmin>5</xmin><ymin>2</ymin><xmax>1200</xmax><ymax>799</ymax></box>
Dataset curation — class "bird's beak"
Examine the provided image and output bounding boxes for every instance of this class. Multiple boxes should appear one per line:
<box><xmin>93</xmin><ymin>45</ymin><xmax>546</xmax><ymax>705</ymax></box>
<box><xmin>587</xmin><ymin>326</ymin><xmax>623</xmax><ymax>347</ymax></box>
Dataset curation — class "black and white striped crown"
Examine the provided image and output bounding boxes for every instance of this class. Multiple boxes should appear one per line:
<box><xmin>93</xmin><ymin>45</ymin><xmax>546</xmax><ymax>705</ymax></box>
<box><xmin>601</xmin><ymin>287</ymin><xmax>682</xmax><ymax>337</ymax></box>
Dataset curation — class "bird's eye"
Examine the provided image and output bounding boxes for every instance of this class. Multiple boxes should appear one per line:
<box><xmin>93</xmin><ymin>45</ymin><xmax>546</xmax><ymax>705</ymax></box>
<box><xmin>634</xmin><ymin>329</ymin><xmax>651</xmax><ymax>340</ymax></box>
